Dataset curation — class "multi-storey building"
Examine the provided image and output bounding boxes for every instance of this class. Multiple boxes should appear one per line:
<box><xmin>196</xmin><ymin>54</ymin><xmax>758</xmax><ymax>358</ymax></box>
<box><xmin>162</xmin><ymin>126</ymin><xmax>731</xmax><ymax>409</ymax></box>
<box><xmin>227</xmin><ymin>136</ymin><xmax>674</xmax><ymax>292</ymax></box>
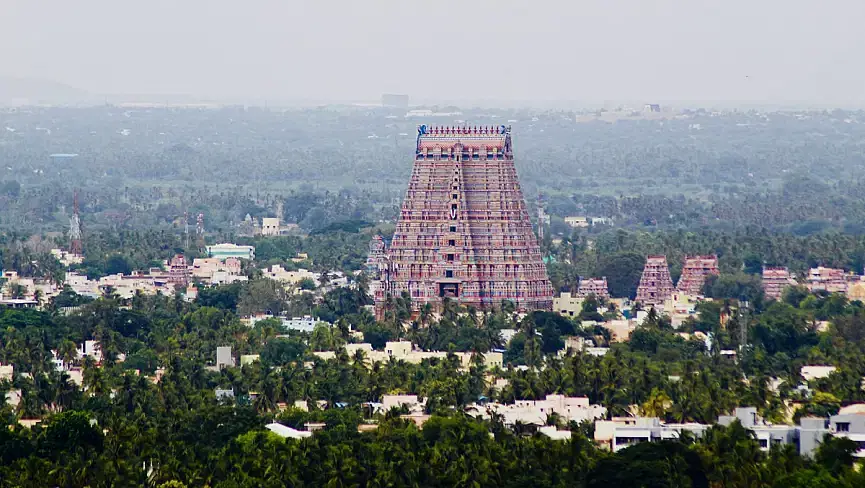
<box><xmin>374</xmin><ymin>125</ymin><xmax>552</xmax><ymax>318</ymax></box>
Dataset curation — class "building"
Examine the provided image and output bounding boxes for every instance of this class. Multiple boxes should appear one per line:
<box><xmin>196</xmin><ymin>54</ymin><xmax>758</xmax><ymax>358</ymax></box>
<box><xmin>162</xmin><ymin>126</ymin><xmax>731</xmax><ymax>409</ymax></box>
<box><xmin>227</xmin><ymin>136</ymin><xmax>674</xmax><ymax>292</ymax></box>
<box><xmin>564</xmin><ymin>216</ymin><xmax>589</xmax><ymax>228</ymax></box>
<box><xmin>847</xmin><ymin>278</ymin><xmax>865</xmax><ymax>302</ymax></box>
<box><xmin>216</xmin><ymin>346</ymin><xmax>234</xmax><ymax>369</ymax></box>
<box><xmin>206</xmin><ymin>243</ymin><xmax>255</xmax><ymax>261</ymax></box>
<box><xmin>801</xmin><ymin>365</ymin><xmax>837</xmax><ymax>382</ymax></box>
<box><xmin>553</xmin><ymin>292</ymin><xmax>583</xmax><ymax>317</ymax></box>
<box><xmin>282</xmin><ymin>316</ymin><xmax>319</xmax><ymax>333</ymax></box>
<box><xmin>807</xmin><ymin>267</ymin><xmax>847</xmax><ymax>294</ymax></box>
<box><xmin>676</xmin><ymin>255</ymin><xmax>719</xmax><ymax>296</ymax></box>
<box><xmin>576</xmin><ymin>277</ymin><xmax>610</xmax><ymax>299</ymax></box>
<box><xmin>260</xmin><ymin>217</ymin><xmax>281</xmax><ymax>236</ymax></box>
<box><xmin>313</xmin><ymin>340</ymin><xmax>503</xmax><ymax>371</ymax></box>
<box><xmin>375</xmin><ymin>125</ymin><xmax>553</xmax><ymax>318</ymax></box>
<box><xmin>0</xmin><ymin>364</ymin><xmax>12</xmax><ymax>381</ymax></box>
<box><xmin>829</xmin><ymin>411</ymin><xmax>865</xmax><ymax>457</ymax></box>
<box><xmin>262</xmin><ymin>265</ymin><xmax>316</xmax><ymax>286</ymax></box>
<box><xmin>718</xmin><ymin>407</ymin><xmax>799</xmax><ymax>451</ymax></box>
<box><xmin>635</xmin><ymin>255</ymin><xmax>675</xmax><ymax>306</ymax></box>
<box><xmin>762</xmin><ymin>267</ymin><xmax>795</xmax><ymax>300</ymax></box>
<box><xmin>470</xmin><ymin>395</ymin><xmax>606</xmax><ymax>427</ymax></box>
<box><xmin>596</xmin><ymin>407</ymin><xmax>799</xmax><ymax>454</ymax></box>
<box><xmin>594</xmin><ymin>417</ymin><xmax>710</xmax><ymax>452</ymax></box>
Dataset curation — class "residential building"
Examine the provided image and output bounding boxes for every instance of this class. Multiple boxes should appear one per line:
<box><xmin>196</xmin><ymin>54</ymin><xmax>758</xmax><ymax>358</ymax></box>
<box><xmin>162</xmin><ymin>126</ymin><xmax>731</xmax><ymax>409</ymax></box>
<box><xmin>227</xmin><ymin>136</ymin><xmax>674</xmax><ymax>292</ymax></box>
<box><xmin>801</xmin><ymin>365</ymin><xmax>837</xmax><ymax>382</ymax></box>
<box><xmin>553</xmin><ymin>292</ymin><xmax>582</xmax><ymax>317</ymax></box>
<box><xmin>470</xmin><ymin>395</ymin><xmax>606</xmax><ymax>427</ymax></box>
<box><xmin>594</xmin><ymin>417</ymin><xmax>710</xmax><ymax>452</ymax></box>
<box><xmin>0</xmin><ymin>364</ymin><xmax>12</xmax><ymax>381</ymax></box>
<box><xmin>313</xmin><ymin>341</ymin><xmax>503</xmax><ymax>371</ymax></box>
<box><xmin>262</xmin><ymin>265</ymin><xmax>316</xmax><ymax>286</ymax></box>
<box><xmin>216</xmin><ymin>346</ymin><xmax>234</xmax><ymax>368</ymax></box>
<box><xmin>718</xmin><ymin>407</ymin><xmax>799</xmax><ymax>451</ymax></box>
<box><xmin>260</xmin><ymin>217</ymin><xmax>281</xmax><ymax>236</ymax></box>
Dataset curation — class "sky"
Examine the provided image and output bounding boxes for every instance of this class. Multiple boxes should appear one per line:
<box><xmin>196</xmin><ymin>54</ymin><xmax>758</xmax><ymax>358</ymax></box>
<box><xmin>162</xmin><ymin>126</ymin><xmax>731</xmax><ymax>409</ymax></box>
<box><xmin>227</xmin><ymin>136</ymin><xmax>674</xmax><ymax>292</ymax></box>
<box><xmin>1</xmin><ymin>0</ymin><xmax>864</xmax><ymax>105</ymax></box>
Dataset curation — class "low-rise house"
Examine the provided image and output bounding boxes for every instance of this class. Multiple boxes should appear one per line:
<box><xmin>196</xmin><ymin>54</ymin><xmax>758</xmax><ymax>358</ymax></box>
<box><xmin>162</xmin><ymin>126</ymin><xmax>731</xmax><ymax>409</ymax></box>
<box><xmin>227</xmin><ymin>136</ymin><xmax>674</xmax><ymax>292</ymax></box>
<box><xmin>594</xmin><ymin>417</ymin><xmax>710</xmax><ymax>452</ymax></box>
<box><xmin>382</xmin><ymin>394</ymin><xmax>420</xmax><ymax>412</ymax></box>
<box><xmin>77</xmin><ymin>340</ymin><xmax>102</xmax><ymax>362</ymax></box>
<box><xmin>828</xmin><ymin>412</ymin><xmax>865</xmax><ymax>457</ymax></box>
<box><xmin>0</xmin><ymin>364</ymin><xmax>13</xmax><ymax>381</ymax></box>
<box><xmin>313</xmin><ymin>341</ymin><xmax>503</xmax><ymax>371</ymax></box>
<box><xmin>801</xmin><ymin>365</ymin><xmax>837</xmax><ymax>382</ymax></box>
<box><xmin>262</xmin><ymin>265</ymin><xmax>317</xmax><ymax>286</ymax></box>
<box><xmin>470</xmin><ymin>395</ymin><xmax>606</xmax><ymax>428</ymax></box>
<box><xmin>265</xmin><ymin>422</ymin><xmax>312</xmax><ymax>439</ymax></box>
<box><xmin>240</xmin><ymin>355</ymin><xmax>260</xmax><ymax>366</ymax></box>
<box><xmin>718</xmin><ymin>407</ymin><xmax>799</xmax><ymax>451</ymax></box>
<box><xmin>216</xmin><ymin>346</ymin><xmax>234</xmax><ymax>368</ymax></box>
<box><xmin>553</xmin><ymin>292</ymin><xmax>582</xmax><ymax>317</ymax></box>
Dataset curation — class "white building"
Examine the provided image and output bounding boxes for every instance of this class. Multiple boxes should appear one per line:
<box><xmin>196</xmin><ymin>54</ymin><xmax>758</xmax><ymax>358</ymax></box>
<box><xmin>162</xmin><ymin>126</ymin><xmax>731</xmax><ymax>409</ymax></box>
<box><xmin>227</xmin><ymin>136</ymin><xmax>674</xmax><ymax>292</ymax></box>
<box><xmin>313</xmin><ymin>341</ymin><xmax>503</xmax><ymax>371</ymax></box>
<box><xmin>475</xmin><ymin>395</ymin><xmax>606</xmax><ymax>427</ymax></box>
<box><xmin>206</xmin><ymin>243</ymin><xmax>255</xmax><ymax>261</ymax></box>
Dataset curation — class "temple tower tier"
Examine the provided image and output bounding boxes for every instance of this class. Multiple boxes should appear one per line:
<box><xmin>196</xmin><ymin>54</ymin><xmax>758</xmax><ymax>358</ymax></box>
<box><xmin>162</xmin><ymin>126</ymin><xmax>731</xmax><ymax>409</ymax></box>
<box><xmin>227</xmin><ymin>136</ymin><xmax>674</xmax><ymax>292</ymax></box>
<box><xmin>374</xmin><ymin>125</ymin><xmax>553</xmax><ymax>319</ymax></box>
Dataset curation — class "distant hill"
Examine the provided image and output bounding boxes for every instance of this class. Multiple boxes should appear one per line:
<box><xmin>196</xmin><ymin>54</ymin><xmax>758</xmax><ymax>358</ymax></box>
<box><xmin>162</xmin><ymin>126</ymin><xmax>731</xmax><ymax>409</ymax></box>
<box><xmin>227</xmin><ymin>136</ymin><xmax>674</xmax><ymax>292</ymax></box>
<box><xmin>0</xmin><ymin>76</ymin><xmax>92</xmax><ymax>105</ymax></box>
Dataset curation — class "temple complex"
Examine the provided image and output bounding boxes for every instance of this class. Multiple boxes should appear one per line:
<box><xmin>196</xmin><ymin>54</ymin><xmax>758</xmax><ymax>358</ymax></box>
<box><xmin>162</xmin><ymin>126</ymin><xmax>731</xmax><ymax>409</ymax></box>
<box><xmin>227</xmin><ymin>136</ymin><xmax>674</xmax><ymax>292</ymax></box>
<box><xmin>806</xmin><ymin>266</ymin><xmax>848</xmax><ymax>294</ymax></box>
<box><xmin>373</xmin><ymin>125</ymin><xmax>552</xmax><ymax>318</ymax></box>
<box><xmin>762</xmin><ymin>267</ymin><xmax>794</xmax><ymax>300</ymax></box>
<box><xmin>676</xmin><ymin>255</ymin><xmax>719</xmax><ymax>296</ymax></box>
<box><xmin>576</xmin><ymin>277</ymin><xmax>610</xmax><ymax>299</ymax></box>
<box><xmin>635</xmin><ymin>255</ymin><xmax>675</xmax><ymax>306</ymax></box>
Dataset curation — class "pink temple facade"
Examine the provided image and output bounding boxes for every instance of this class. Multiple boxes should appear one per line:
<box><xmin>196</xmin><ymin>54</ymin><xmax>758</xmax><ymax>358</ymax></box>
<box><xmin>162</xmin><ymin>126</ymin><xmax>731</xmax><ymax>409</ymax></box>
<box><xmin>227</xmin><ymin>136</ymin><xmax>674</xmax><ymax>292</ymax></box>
<box><xmin>762</xmin><ymin>266</ymin><xmax>794</xmax><ymax>300</ymax></box>
<box><xmin>635</xmin><ymin>255</ymin><xmax>675</xmax><ymax>306</ymax></box>
<box><xmin>576</xmin><ymin>277</ymin><xmax>610</xmax><ymax>299</ymax></box>
<box><xmin>676</xmin><ymin>255</ymin><xmax>719</xmax><ymax>296</ymax></box>
<box><xmin>374</xmin><ymin>125</ymin><xmax>553</xmax><ymax>318</ymax></box>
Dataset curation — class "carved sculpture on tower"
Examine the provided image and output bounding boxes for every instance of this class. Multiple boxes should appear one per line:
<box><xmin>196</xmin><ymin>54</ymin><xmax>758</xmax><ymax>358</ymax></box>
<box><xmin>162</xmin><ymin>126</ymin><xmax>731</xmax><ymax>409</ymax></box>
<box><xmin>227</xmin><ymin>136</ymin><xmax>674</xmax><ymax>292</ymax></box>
<box><xmin>676</xmin><ymin>255</ymin><xmax>719</xmax><ymax>296</ymax></box>
<box><xmin>374</xmin><ymin>125</ymin><xmax>553</xmax><ymax>319</ymax></box>
<box><xmin>635</xmin><ymin>255</ymin><xmax>675</xmax><ymax>306</ymax></box>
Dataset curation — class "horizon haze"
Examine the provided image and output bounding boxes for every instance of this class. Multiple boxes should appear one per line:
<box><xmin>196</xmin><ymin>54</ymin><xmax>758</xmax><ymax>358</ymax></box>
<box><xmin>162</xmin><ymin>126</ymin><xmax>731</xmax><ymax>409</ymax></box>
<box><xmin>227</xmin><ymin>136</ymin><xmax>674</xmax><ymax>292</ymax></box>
<box><xmin>2</xmin><ymin>0</ymin><xmax>865</xmax><ymax>107</ymax></box>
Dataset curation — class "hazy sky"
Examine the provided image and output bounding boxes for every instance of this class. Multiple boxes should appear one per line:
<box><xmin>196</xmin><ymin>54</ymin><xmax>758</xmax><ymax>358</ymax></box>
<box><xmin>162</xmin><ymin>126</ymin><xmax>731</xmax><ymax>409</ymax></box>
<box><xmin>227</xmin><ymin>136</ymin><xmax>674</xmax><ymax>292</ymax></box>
<box><xmin>2</xmin><ymin>0</ymin><xmax>864</xmax><ymax>104</ymax></box>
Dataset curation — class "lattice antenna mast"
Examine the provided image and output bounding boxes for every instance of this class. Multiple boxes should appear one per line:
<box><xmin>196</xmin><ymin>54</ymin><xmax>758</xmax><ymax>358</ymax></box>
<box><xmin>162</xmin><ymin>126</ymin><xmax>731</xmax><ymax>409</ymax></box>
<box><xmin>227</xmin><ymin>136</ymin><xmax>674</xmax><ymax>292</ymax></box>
<box><xmin>69</xmin><ymin>190</ymin><xmax>83</xmax><ymax>255</ymax></box>
<box><xmin>536</xmin><ymin>194</ymin><xmax>546</xmax><ymax>242</ymax></box>
<box><xmin>184</xmin><ymin>211</ymin><xmax>190</xmax><ymax>249</ymax></box>
<box><xmin>276</xmin><ymin>199</ymin><xmax>284</xmax><ymax>222</ymax></box>
<box><xmin>196</xmin><ymin>213</ymin><xmax>205</xmax><ymax>250</ymax></box>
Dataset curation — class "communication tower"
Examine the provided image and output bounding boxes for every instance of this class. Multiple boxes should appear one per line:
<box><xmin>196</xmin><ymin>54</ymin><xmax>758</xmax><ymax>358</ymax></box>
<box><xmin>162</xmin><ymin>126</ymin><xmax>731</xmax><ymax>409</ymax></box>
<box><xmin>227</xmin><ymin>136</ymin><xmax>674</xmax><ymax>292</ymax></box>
<box><xmin>69</xmin><ymin>191</ymin><xmax>83</xmax><ymax>255</ymax></box>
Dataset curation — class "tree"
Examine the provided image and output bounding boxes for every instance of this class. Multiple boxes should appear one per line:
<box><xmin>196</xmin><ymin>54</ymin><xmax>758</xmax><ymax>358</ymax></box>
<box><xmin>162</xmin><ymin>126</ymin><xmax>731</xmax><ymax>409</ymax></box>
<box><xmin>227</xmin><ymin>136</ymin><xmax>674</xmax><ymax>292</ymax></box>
<box><xmin>814</xmin><ymin>434</ymin><xmax>858</xmax><ymax>477</ymax></box>
<box><xmin>237</xmin><ymin>278</ymin><xmax>287</xmax><ymax>317</ymax></box>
